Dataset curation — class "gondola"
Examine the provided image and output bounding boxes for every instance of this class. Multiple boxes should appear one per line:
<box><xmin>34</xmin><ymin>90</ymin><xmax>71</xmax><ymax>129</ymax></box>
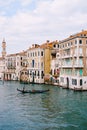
<box><xmin>17</xmin><ymin>88</ymin><xmax>50</xmax><ymax>94</ymax></box>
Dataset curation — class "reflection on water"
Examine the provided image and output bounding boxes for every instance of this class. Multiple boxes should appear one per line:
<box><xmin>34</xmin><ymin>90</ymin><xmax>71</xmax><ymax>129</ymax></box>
<box><xmin>0</xmin><ymin>81</ymin><xmax>87</xmax><ymax>130</ymax></box>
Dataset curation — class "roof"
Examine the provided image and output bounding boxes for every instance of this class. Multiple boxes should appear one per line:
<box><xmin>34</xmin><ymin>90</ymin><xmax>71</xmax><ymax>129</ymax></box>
<box><xmin>40</xmin><ymin>42</ymin><xmax>53</xmax><ymax>49</ymax></box>
<box><xmin>27</xmin><ymin>41</ymin><xmax>58</xmax><ymax>51</ymax></box>
<box><xmin>59</xmin><ymin>30</ymin><xmax>87</xmax><ymax>43</ymax></box>
<box><xmin>7</xmin><ymin>51</ymin><xmax>27</xmax><ymax>57</ymax></box>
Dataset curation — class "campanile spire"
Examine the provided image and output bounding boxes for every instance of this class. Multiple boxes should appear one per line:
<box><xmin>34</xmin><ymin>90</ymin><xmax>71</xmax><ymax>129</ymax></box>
<box><xmin>2</xmin><ymin>38</ymin><xmax>6</xmax><ymax>58</ymax></box>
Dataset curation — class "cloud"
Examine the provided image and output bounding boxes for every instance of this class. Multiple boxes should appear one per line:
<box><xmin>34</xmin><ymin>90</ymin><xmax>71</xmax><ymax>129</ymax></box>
<box><xmin>20</xmin><ymin>0</ymin><xmax>33</xmax><ymax>6</ymax></box>
<box><xmin>0</xmin><ymin>0</ymin><xmax>87</xmax><ymax>54</ymax></box>
<box><xmin>0</xmin><ymin>0</ymin><xmax>14</xmax><ymax>6</ymax></box>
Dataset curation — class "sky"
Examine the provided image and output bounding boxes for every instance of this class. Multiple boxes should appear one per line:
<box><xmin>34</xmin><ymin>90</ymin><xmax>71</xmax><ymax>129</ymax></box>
<box><xmin>0</xmin><ymin>0</ymin><xmax>87</xmax><ymax>55</ymax></box>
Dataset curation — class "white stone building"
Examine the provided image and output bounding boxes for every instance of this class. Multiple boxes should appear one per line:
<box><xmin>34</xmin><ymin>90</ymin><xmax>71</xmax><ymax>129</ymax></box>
<box><xmin>27</xmin><ymin>44</ymin><xmax>44</xmax><ymax>83</ymax></box>
<box><xmin>4</xmin><ymin>51</ymin><xmax>27</xmax><ymax>81</ymax></box>
<box><xmin>57</xmin><ymin>30</ymin><xmax>87</xmax><ymax>90</ymax></box>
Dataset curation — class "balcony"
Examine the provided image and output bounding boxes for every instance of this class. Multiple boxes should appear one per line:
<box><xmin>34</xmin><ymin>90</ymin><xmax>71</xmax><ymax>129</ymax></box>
<box><xmin>7</xmin><ymin>65</ymin><xmax>16</xmax><ymax>69</ymax></box>
<box><xmin>74</xmin><ymin>53</ymin><xmax>83</xmax><ymax>58</ymax></box>
<box><xmin>60</xmin><ymin>63</ymin><xmax>84</xmax><ymax>68</ymax></box>
<box><xmin>61</xmin><ymin>54</ymin><xmax>72</xmax><ymax>59</ymax></box>
<box><xmin>73</xmin><ymin>63</ymin><xmax>84</xmax><ymax>68</ymax></box>
<box><xmin>61</xmin><ymin>64</ymin><xmax>73</xmax><ymax>68</ymax></box>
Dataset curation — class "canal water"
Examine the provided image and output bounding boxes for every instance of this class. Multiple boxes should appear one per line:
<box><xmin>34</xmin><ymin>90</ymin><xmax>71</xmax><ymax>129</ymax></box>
<box><xmin>0</xmin><ymin>81</ymin><xmax>87</xmax><ymax>130</ymax></box>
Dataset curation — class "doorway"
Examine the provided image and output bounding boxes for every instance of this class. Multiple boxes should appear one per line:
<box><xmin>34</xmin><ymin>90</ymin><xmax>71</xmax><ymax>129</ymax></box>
<box><xmin>66</xmin><ymin>77</ymin><xmax>69</xmax><ymax>89</ymax></box>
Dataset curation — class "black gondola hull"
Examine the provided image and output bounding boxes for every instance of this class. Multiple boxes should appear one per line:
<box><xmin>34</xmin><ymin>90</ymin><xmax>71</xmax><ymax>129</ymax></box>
<box><xmin>17</xmin><ymin>88</ymin><xmax>49</xmax><ymax>94</ymax></box>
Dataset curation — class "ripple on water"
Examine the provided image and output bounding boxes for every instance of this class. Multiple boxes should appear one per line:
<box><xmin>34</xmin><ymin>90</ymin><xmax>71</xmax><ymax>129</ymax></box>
<box><xmin>0</xmin><ymin>82</ymin><xmax>87</xmax><ymax>130</ymax></box>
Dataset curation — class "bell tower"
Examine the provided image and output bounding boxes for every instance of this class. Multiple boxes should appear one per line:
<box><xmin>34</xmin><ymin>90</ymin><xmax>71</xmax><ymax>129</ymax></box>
<box><xmin>2</xmin><ymin>38</ymin><xmax>6</xmax><ymax>58</ymax></box>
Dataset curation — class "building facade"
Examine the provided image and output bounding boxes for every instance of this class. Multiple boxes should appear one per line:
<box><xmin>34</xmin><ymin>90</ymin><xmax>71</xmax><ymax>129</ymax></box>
<box><xmin>27</xmin><ymin>44</ymin><xmax>44</xmax><ymax>83</ymax></box>
<box><xmin>57</xmin><ymin>30</ymin><xmax>87</xmax><ymax>90</ymax></box>
<box><xmin>50</xmin><ymin>41</ymin><xmax>59</xmax><ymax>85</ymax></box>
<box><xmin>4</xmin><ymin>51</ymin><xmax>27</xmax><ymax>81</ymax></box>
<box><xmin>27</xmin><ymin>41</ymin><xmax>52</xmax><ymax>84</ymax></box>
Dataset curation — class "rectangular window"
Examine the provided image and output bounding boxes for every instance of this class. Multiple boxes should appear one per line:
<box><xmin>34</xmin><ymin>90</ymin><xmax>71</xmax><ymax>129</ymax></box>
<box><xmin>68</xmin><ymin>43</ymin><xmax>70</xmax><ymax>46</ymax></box>
<box><xmin>33</xmin><ymin>52</ymin><xmax>34</xmax><ymax>57</ymax></box>
<box><xmin>28</xmin><ymin>53</ymin><xmax>29</xmax><ymax>57</ymax></box>
<box><xmin>41</xmin><ymin>51</ymin><xmax>43</xmax><ymax>56</ymax></box>
<box><xmin>37</xmin><ymin>71</ymin><xmax>39</xmax><ymax>76</ymax></box>
<box><xmin>41</xmin><ymin>62</ymin><xmax>43</xmax><ymax>69</ymax></box>
<box><xmin>74</xmin><ymin>48</ymin><xmax>77</xmax><ymax>56</ymax></box>
<box><xmin>21</xmin><ymin>62</ymin><xmax>22</xmax><ymax>66</ymax></box>
<box><xmin>71</xmin><ymin>42</ymin><xmax>73</xmax><ymax>46</ymax></box>
<box><xmin>41</xmin><ymin>71</ymin><xmax>44</xmax><ymax>79</ymax></box>
<box><xmin>38</xmin><ymin>62</ymin><xmax>39</xmax><ymax>68</ymax></box>
<box><xmin>35</xmin><ymin>71</ymin><xmax>36</xmax><ymax>76</ymax></box>
<box><xmin>75</xmin><ymin>79</ymin><xmax>77</xmax><ymax>85</ymax></box>
<box><xmin>38</xmin><ymin>51</ymin><xmax>40</xmax><ymax>56</ymax></box>
<box><xmin>58</xmin><ymin>44</ymin><xmax>59</xmax><ymax>48</ymax></box>
<box><xmin>72</xmin><ymin>79</ymin><xmax>77</xmax><ymax>85</ymax></box>
<box><xmin>86</xmin><ymin>40</ymin><xmax>87</xmax><ymax>44</ymax></box>
<box><xmin>35</xmin><ymin>52</ymin><xmax>37</xmax><ymax>56</ymax></box>
<box><xmin>32</xmin><ymin>60</ymin><xmax>34</xmax><ymax>68</ymax></box>
<box><xmin>79</xmin><ymin>58</ymin><xmax>83</xmax><ymax>65</ymax></box>
<box><xmin>79</xmin><ymin>69</ymin><xmax>83</xmax><ymax>76</ymax></box>
<box><xmin>79</xmin><ymin>40</ymin><xmax>82</xmax><ymax>44</ymax></box>
<box><xmin>75</xmin><ymin>40</ymin><xmax>77</xmax><ymax>44</ymax></box>
<box><xmin>79</xmin><ymin>48</ymin><xmax>82</xmax><ymax>54</ymax></box>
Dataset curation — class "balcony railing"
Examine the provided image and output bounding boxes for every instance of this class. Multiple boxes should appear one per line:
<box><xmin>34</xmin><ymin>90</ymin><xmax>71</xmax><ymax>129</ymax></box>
<box><xmin>61</xmin><ymin>54</ymin><xmax>72</xmax><ymax>59</ymax></box>
<box><xmin>73</xmin><ymin>63</ymin><xmax>83</xmax><ymax>68</ymax></box>
<box><xmin>58</xmin><ymin>53</ymin><xmax>83</xmax><ymax>59</ymax></box>
<box><xmin>60</xmin><ymin>63</ymin><xmax>84</xmax><ymax>68</ymax></box>
<box><xmin>61</xmin><ymin>64</ymin><xmax>73</xmax><ymax>68</ymax></box>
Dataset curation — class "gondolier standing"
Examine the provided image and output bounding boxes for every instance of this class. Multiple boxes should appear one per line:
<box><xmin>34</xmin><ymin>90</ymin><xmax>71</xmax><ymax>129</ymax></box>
<box><xmin>23</xmin><ymin>86</ymin><xmax>25</xmax><ymax>92</ymax></box>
